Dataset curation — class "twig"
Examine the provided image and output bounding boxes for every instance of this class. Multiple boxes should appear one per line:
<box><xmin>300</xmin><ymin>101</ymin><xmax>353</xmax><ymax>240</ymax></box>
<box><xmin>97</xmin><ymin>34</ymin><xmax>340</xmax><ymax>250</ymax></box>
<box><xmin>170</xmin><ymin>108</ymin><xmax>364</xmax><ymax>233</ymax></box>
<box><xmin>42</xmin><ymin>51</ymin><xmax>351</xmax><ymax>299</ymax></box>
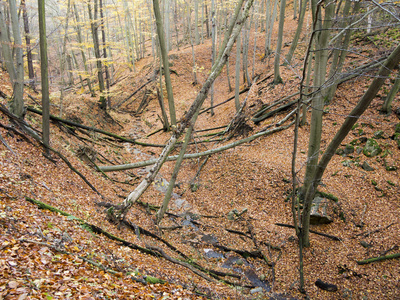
<box><xmin>0</xmin><ymin>131</ymin><xmax>17</xmax><ymax>155</ymax></box>
<box><xmin>355</xmin><ymin>223</ymin><xmax>395</xmax><ymax>238</ymax></box>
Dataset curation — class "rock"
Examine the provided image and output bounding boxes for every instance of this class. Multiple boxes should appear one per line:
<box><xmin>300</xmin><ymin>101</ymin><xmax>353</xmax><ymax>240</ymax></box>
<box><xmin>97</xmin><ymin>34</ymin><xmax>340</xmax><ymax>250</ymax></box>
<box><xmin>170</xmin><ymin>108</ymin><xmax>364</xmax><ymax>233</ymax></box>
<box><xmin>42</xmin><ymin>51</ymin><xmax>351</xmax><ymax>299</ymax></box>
<box><xmin>344</xmin><ymin>144</ymin><xmax>355</xmax><ymax>155</ymax></box>
<box><xmin>362</xmin><ymin>161</ymin><xmax>374</xmax><ymax>171</ymax></box>
<box><xmin>356</xmin><ymin>147</ymin><xmax>363</xmax><ymax>154</ymax></box>
<box><xmin>360</xmin><ymin>241</ymin><xmax>372</xmax><ymax>248</ymax></box>
<box><xmin>373</xmin><ymin>130</ymin><xmax>385</xmax><ymax>139</ymax></box>
<box><xmin>315</xmin><ymin>279</ymin><xmax>338</xmax><ymax>292</ymax></box>
<box><xmin>250</xmin><ymin>287</ymin><xmax>263</xmax><ymax>294</ymax></box>
<box><xmin>310</xmin><ymin>197</ymin><xmax>333</xmax><ymax>225</ymax></box>
<box><xmin>363</xmin><ymin>139</ymin><xmax>382</xmax><ymax>157</ymax></box>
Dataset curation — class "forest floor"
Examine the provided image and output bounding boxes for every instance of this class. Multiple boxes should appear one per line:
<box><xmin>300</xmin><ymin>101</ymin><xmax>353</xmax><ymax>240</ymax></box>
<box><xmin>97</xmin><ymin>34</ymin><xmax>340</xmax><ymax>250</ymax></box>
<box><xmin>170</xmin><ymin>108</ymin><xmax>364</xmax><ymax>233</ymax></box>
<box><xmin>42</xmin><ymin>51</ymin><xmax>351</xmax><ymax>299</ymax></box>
<box><xmin>1</xmin><ymin>8</ymin><xmax>400</xmax><ymax>300</ymax></box>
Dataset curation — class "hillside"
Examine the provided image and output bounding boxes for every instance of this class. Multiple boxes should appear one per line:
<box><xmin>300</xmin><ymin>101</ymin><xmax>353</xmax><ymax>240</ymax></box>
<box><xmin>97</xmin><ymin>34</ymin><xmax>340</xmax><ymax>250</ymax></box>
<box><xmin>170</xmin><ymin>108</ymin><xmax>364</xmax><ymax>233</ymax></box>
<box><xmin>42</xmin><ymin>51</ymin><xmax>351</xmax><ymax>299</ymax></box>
<box><xmin>1</xmin><ymin>10</ymin><xmax>400</xmax><ymax>300</ymax></box>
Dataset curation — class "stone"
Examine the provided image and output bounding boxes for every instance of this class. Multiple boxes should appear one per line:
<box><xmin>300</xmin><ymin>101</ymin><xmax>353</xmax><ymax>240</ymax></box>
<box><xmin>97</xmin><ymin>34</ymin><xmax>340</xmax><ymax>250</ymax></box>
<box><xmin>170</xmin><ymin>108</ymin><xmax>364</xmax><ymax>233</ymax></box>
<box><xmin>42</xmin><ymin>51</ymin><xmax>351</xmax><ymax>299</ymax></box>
<box><xmin>250</xmin><ymin>287</ymin><xmax>263</xmax><ymax>294</ymax></box>
<box><xmin>362</xmin><ymin>161</ymin><xmax>374</xmax><ymax>171</ymax></box>
<box><xmin>363</xmin><ymin>139</ymin><xmax>382</xmax><ymax>157</ymax></box>
<box><xmin>310</xmin><ymin>197</ymin><xmax>333</xmax><ymax>225</ymax></box>
<box><xmin>344</xmin><ymin>144</ymin><xmax>355</xmax><ymax>155</ymax></box>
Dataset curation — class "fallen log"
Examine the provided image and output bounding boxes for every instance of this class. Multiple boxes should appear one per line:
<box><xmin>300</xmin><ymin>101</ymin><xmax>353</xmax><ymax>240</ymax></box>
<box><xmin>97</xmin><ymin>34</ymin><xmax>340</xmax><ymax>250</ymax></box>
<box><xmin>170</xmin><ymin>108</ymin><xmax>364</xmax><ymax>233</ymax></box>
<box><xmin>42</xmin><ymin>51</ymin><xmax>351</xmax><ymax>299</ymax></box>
<box><xmin>357</xmin><ymin>252</ymin><xmax>400</xmax><ymax>265</ymax></box>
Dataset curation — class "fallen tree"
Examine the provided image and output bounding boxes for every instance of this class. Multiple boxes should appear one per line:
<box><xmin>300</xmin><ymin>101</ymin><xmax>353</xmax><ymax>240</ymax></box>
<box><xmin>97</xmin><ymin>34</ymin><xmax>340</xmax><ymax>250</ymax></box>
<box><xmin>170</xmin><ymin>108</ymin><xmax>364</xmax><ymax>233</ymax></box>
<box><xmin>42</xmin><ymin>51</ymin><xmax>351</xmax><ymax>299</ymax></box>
<box><xmin>98</xmin><ymin>121</ymin><xmax>294</xmax><ymax>172</ymax></box>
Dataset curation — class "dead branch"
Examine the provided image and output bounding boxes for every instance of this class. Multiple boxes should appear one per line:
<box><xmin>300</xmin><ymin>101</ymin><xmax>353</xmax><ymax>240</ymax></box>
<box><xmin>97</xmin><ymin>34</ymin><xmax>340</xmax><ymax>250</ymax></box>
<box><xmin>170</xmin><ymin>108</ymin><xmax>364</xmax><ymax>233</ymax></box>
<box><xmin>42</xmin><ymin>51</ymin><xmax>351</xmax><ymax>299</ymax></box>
<box><xmin>99</xmin><ymin>121</ymin><xmax>294</xmax><ymax>172</ymax></box>
<box><xmin>26</xmin><ymin>106</ymin><xmax>165</xmax><ymax>147</ymax></box>
<box><xmin>357</xmin><ymin>252</ymin><xmax>400</xmax><ymax>265</ymax></box>
<box><xmin>112</xmin><ymin>79</ymin><xmax>153</xmax><ymax>109</ymax></box>
<box><xmin>354</xmin><ymin>223</ymin><xmax>395</xmax><ymax>238</ymax></box>
<box><xmin>199</xmin><ymin>87</ymin><xmax>250</xmax><ymax>115</ymax></box>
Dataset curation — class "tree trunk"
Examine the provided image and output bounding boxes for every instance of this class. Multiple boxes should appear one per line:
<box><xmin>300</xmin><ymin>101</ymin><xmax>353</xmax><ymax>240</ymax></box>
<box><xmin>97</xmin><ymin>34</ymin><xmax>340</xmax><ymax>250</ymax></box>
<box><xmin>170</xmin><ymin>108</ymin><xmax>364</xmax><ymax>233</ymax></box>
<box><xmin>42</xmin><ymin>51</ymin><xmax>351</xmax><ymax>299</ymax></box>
<box><xmin>22</xmin><ymin>0</ymin><xmax>35</xmax><ymax>90</ymax></box>
<box><xmin>210</xmin><ymin>0</ymin><xmax>216</xmax><ymax>116</ymax></box>
<box><xmin>301</xmin><ymin>3</ymin><xmax>335</xmax><ymax>246</ymax></box>
<box><xmin>100</xmin><ymin>0</ymin><xmax>111</xmax><ymax>107</ymax></box>
<box><xmin>9</xmin><ymin>0</ymin><xmax>25</xmax><ymax>118</ymax></box>
<box><xmin>38</xmin><ymin>0</ymin><xmax>50</xmax><ymax>155</ymax></box>
<box><xmin>382</xmin><ymin>68</ymin><xmax>400</xmax><ymax>114</ymax></box>
<box><xmin>273</xmin><ymin>0</ymin><xmax>286</xmax><ymax>84</ymax></box>
<box><xmin>285</xmin><ymin>0</ymin><xmax>308</xmax><ymax>65</ymax></box>
<box><xmin>88</xmin><ymin>0</ymin><xmax>106</xmax><ymax>109</ymax></box>
<box><xmin>0</xmin><ymin>3</ymin><xmax>16</xmax><ymax>85</ymax></box>
<box><xmin>153</xmin><ymin>0</ymin><xmax>176</xmax><ymax>126</ymax></box>
<box><xmin>73</xmin><ymin>3</ymin><xmax>95</xmax><ymax>97</ymax></box>
<box><xmin>195</xmin><ymin>0</ymin><xmax>200</xmax><ymax>44</ymax></box>
<box><xmin>301</xmin><ymin>42</ymin><xmax>400</xmax><ymax>247</ymax></box>
<box><xmin>235</xmin><ymin>28</ymin><xmax>242</xmax><ymax>112</ymax></box>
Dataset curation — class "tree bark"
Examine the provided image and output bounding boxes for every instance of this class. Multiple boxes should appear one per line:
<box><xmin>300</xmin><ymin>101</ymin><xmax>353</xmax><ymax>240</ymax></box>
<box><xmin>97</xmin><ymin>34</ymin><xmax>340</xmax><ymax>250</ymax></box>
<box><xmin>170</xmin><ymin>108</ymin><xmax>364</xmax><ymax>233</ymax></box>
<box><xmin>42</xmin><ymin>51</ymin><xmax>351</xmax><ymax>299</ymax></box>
<box><xmin>153</xmin><ymin>0</ymin><xmax>176</xmax><ymax>126</ymax></box>
<box><xmin>9</xmin><ymin>0</ymin><xmax>25</xmax><ymax>118</ymax></box>
<box><xmin>21</xmin><ymin>0</ymin><xmax>35</xmax><ymax>89</ymax></box>
<box><xmin>273</xmin><ymin>0</ymin><xmax>287</xmax><ymax>84</ymax></box>
<box><xmin>38</xmin><ymin>0</ymin><xmax>50</xmax><ymax>155</ymax></box>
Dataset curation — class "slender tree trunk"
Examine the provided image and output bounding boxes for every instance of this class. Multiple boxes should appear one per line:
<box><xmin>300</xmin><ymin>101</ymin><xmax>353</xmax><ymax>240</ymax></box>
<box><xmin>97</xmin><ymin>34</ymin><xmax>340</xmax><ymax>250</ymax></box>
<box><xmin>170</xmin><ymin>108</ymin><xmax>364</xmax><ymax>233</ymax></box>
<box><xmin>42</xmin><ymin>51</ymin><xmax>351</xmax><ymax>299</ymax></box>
<box><xmin>273</xmin><ymin>0</ymin><xmax>286</xmax><ymax>84</ymax></box>
<box><xmin>285</xmin><ymin>0</ymin><xmax>308</xmax><ymax>65</ymax></box>
<box><xmin>210</xmin><ymin>0</ymin><xmax>216</xmax><ymax>116</ymax></box>
<box><xmin>0</xmin><ymin>3</ymin><xmax>16</xmax><ymax>85</ymax></box>
<box><xmin>21</xmin><ymin>0</ymin><xmax>35</xmax><ymax>90</ymax></box>
<box><xmin>74</xmin><ymin>3</ymin><xmax>95</xmax><ymax>97</ymax></box>
<box><xmin>382</xmin><ymin>68</ymin><xmax>400</xmax><ymax>114</ymax></box>
<box><xmin>195</xmin><ymin>0</ymin><xmax>200</xmax><ymax>44</ymax></box>
<box><xmin>59</xmin><ymin>0</ymin><xmax>71</xmax><ymax>116</ymax></box>
<box><xmin>100</xmin><ymin>0</ymin><xmax>111</xmax><ymax>107</ymax></box>
<box><xmin>38</xmin><ymin>0</ymin><xmax>50</xmax><ymax>155</ymax></box>
<box><xmin>235</xmin><ymin>28</ymin><xmax>242</xmax><ymax>111</ymax></box>
<box><xmin>88</xmin><ymin>0</ymin><xmax>106</xmax><ymax>109</ymax></box>
<box><xmin>301</xmin><ymin>1</ymin><xmax>336</xmax><ymax>247</ymax></box>
<box><xmin>153</xmin><ymin>0</ymin><xmax>176</xmax><ymax>126</ymax></box>
<box><xmin>8</xmin><ymin>0</ymin><xmax>24</xmax><ymax>118</ymax></box>
<box><xmin>325</xmin><ymin>0</ymin><xmax>360</xmax><ymax>103</ymax></box>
